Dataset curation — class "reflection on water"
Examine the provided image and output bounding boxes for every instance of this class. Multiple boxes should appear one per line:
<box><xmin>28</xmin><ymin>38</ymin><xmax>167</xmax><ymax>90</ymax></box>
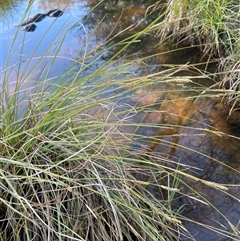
<box><xmin>1</xmin><ymin>0</ymin><xmax>240</xmax><ymax>240</ymax></box>
<box><xmin>1</xmin><ymin>0</ymin><xmax>90</xmax><ymax>112</ymax></box>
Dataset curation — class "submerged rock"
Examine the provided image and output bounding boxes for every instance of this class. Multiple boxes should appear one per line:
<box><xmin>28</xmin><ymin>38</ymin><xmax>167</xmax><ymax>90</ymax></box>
<box><xmin>131</xmin><ymin>88</ymin><xmax>240</xmax><ymax>240</ymax></box>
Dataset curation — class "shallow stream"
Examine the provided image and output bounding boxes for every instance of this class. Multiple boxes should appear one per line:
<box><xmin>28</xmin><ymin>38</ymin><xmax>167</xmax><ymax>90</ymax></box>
<box><xmin>1</xmin><ymin>0</ymin><xmax>240</xmax><ymax>240</ymax></box>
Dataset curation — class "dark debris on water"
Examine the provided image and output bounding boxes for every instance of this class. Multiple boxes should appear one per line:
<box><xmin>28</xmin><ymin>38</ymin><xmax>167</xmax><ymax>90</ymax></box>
<box><xmin>17</xmin><ymin>9</ymin><xmax>64</xmax><ymax>32</ymax></box>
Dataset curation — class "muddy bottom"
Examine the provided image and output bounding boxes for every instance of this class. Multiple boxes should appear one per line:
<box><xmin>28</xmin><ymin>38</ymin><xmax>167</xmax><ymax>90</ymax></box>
<box><xmin>130</xmin><ymin>85</ymin><xmax>240</xmax><ymax>240</ymax></box>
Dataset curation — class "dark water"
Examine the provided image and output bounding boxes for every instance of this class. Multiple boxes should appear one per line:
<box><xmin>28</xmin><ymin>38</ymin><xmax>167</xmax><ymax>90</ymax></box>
<box><xmin>132</xmin><ymin>89</ymin><xmax>240</xmax><ymax>240</ymax></box>
<box><xmin>1</xmin><ymin>0</ymin><xmax>240</xmax><ymax>240</ymax></box>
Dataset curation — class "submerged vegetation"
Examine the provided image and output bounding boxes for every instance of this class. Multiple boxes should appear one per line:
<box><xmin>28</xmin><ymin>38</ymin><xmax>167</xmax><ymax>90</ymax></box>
<box><xmin>0</xmin><ymin>0</ymin><xmax>240</xmax><ymax>240</ymax></box>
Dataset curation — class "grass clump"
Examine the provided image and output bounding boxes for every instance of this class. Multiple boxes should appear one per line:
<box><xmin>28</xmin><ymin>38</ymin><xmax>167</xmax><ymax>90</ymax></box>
<box><xmin>1</xmin><ymin>2</ymin><xmax>240</xmax><ymax>241</ymax></box>
<box><xmin>218</xmin><ymin>53</ymin><xmax>240</xmax><ymax>119</ymax></box>
<box><xmin>0</xmin><ymin>8</ymin><xmax>187</xmax><ymax>240</ymax></box>
<box><xmin>151</xmin><ymin>0</ymin><xmax>240</xmax><ymax>121</ymax></box>
<box><xmin>0</xmin><ymin>59</ymin><xmax>189</xmax><ymax>240</ymax></box>
<box><xmin>155</xmin><ymin>0</ymin><xmax>240</xmax><ymax>58</ymax></box>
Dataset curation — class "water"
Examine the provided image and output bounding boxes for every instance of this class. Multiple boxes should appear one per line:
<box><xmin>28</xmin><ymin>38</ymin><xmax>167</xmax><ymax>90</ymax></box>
<box><xmin>1</xmin><ymin>0</ymin><xmax>240</xmax><ymax>240</ymax></box>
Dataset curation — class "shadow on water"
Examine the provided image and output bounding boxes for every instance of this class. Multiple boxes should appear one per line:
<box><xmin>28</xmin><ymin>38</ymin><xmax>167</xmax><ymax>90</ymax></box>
<box><xmin>1</xmin><ymin>0</ymin><xmax>240</xmax><ymax>240</ymax></box>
